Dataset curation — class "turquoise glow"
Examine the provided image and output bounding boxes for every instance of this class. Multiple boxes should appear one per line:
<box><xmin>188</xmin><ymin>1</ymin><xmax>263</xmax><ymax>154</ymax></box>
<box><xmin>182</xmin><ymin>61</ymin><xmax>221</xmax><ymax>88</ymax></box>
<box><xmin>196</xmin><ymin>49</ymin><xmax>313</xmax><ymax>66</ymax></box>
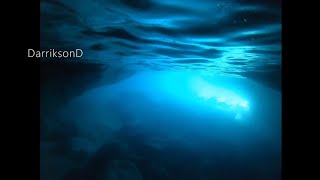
<box><xmin>118</xmin><ymin>71</ymin><xmax>251</xmax><ymax>120</ymax></box>
<box><xmin>190</xmin><ymin>76</ymin><xmax>250</xmax><ymax>119</ymax></box>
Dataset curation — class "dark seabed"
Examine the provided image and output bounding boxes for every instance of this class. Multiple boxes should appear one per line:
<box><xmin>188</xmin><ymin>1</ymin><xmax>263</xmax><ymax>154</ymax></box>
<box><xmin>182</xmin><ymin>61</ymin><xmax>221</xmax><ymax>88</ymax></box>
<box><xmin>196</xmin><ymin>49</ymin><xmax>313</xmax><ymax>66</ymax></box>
<box><xmin>40</xmin><ymin>0</ymin><xmax>281</xmax><ymax>180</ymax></box>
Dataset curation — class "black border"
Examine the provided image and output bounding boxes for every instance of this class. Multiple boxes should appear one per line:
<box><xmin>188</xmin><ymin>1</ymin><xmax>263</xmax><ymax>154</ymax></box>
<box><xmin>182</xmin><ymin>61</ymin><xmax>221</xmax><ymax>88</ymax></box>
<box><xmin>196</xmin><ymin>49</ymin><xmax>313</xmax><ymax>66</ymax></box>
<box><xmin>282</xmin><ymin>0</ymin><xmax>310</xmax><ymax>179</ymax></box>
<box><xmin>6</xmin><ymin>0</ymin><xmax>40</xmax><ymax>179</ymax></box>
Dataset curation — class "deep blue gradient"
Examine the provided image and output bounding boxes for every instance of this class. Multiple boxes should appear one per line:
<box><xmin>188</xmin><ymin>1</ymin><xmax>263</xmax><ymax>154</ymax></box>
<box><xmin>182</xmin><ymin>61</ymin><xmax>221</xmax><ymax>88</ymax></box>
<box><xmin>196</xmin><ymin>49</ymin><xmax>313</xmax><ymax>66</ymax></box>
<box><xmin>53</xmin><ymin>72</ymin><xmax>281</xmax><ymax>180</ymax></box>
<box><xmin>40</xmin><ymin>0</ymin><xmax>281</xmax><ymax>180</ymax></box>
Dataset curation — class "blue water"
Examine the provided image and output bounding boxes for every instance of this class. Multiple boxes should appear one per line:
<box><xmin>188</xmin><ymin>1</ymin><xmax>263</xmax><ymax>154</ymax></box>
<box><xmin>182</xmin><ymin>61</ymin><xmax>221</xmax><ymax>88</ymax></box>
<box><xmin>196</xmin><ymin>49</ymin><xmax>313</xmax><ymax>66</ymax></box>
<box><xmin>40</xmin><ymin>0</ymin><xmax>281</xmax><ymax>179</ymax></box>
<box><xmin>41</xmin><ymin>0</ymin><xmax>281</xmax><ymax>79</ymax></box>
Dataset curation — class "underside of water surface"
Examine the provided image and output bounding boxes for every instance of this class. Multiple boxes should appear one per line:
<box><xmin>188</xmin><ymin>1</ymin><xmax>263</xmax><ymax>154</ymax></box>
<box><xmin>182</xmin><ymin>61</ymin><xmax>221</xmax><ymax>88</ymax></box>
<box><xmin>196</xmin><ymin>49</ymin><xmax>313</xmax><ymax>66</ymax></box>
<box><xmin>40</xmin><ymin>0</ymin><xmax>281</xmax><ymax>180</ymax></box>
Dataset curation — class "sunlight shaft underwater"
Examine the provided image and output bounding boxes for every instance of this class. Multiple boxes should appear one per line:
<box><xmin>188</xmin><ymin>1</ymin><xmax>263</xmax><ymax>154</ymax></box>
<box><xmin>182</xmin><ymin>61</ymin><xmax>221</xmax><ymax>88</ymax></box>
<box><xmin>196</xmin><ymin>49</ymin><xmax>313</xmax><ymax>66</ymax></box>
<box><xmin>40</xmin><ymin>0</ymin><xmax>281</xmax><ymax>179</ymax></box>
<box><xmin>41</xmin><ymin>70</ymin><xmax>281</xmax><ymax>180</ymax></box>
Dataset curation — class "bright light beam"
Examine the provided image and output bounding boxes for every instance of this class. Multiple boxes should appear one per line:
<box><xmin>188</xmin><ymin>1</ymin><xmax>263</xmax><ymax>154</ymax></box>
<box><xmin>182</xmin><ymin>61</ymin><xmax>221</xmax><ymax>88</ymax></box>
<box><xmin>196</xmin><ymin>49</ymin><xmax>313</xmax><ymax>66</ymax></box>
<box><xmin>191</xmin><ymin>77</ymin><xmax>249</xmax><ymax>119</ymax></box>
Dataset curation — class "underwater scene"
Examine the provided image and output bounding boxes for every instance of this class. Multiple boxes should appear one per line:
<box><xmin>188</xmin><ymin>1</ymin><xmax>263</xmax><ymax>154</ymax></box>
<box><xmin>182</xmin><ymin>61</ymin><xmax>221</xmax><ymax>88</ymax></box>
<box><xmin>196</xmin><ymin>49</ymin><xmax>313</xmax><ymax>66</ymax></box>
<box><xmin>40</xmin><ymin>0</ymin><xmax>281</xmax><ymax>180</ymax></box>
